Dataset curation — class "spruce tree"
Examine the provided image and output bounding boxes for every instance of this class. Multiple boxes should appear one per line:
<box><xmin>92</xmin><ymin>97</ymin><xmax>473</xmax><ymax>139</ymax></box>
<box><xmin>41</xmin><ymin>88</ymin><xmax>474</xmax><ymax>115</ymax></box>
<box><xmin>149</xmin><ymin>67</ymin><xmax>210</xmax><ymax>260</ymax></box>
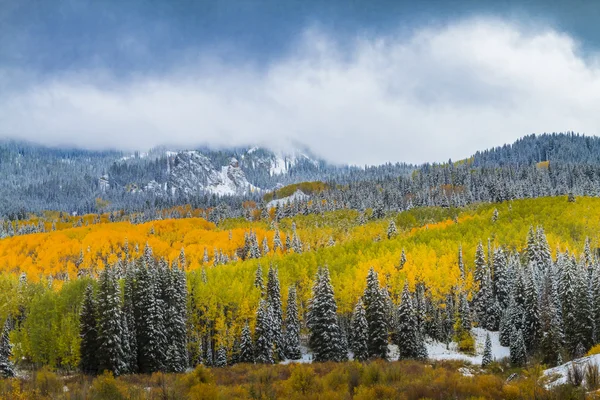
<box><xmin>350</xmin><ymin>298</ymin><xmax>369</xmax><ymax>362</ymax></box>
<box><xmin>96</xmin><ymin>267</ymin><xmax>126</xmax><ymax>375</ymax></box>
<box><xmin>79</xmin><ymin>283</ymin><xmax>99</xmax><ymax>375</ymax></box>
<box><xmin>134</xmin><ymin>259</ymin><xmax>166</xmax><ymax>373</ymax></box>
<box><xmin>266</xmin><ymin>265</ymin><xmax>284</xmax><ymax>360</ymax></box>
<box><xmin>215</xmin><ymin>346</ymin><xmax>227</xmax><ymax>367</ymax></box>
<box><xmin>273</xmin><ymin>229</ymin><xmax>282</xmax><ymax>252</ymax></box>
<box><xmin>254</xmin><ymin>264</ymin><xmax>264</xmax><ymax>293</ymax></box>
<box><xmin>239</xmin><ymin>322</ymin><xmax>255</xmax><ymax>363</ymax></box>
<box><xmin>509</xmin><ymin>328</ymin><xmax>527</xmax><ymax>367</ymax></box>
<box><xmin>254</xmin><ymin>299</ymin><xmax>274</xmax><ymax>364</ymax></box>
<box><xmin>396</xmin><ymin>284</ymin><xmax>427</xmax><ymax>360</ymax></box>
<box><xmin>481</xmin><ymin>333</ymin><xmax>493</xmax><ymax>367</ymax></box>
<box><xmin>307</xmin><ymin>267</ymin><xmax>346</xmax><ymax>362</ymax></box>
<box><xmin>0</xmin><ymin>319</ymin><xmax>15</xmax><ymax>378</ymax></box>
<box><xmin>473</xmin><ymin>241</ymin><xmax>487</xmax><ymax>322</ymax></box>
<box><xmin>284</xmin><ymin>286</ymin><xmax>301</xmax><ymax>360</ymax></box>
<box><xmin>522</xmin><ymin>268</ymin><xmax>540</xmax><ymax>352</ymax></box>
<box><xmin>164</xmin><ymin>265</ymin><xmax>189</xmax><ymax>372</ymax></box>
<box><xmin>492</xmin><ymin>248</ymin><xmax>510</xmax><ymax>309</ymax></box>
<box><xmin>387</xmin><ymin>220</ymin><xmax>397</xmax><ymax>239</ymax></box>
<box><xmin>363</xmin><ymin>268</ymin><xmax>388</xmax><ymax>359</ymax></box>
<box><xmin>539</xmin><ymin>273</ymin><xmax>562</xmax><ymax>366</ymax></box>
<box><xmin>458</xmin><ymin>245</ymin><xmax>465</xmax><ymax>280</ymax></box>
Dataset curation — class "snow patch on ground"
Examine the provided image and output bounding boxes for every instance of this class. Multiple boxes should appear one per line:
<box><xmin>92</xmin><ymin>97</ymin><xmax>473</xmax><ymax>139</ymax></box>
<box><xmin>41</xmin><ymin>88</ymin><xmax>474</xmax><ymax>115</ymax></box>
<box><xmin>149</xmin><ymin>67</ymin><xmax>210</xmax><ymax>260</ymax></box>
<box><xmin>267</xmin><ymin>189</ymin><xmax>309</xmax><ymax>209</ymax></box>
<box><xmin>284</xmin><ymin>329</ymin><xmax>509</xmax><ymax>365</ymax></box>
<box><xmin>543</xmin><ymin>354</ymin><xmax>600</xmax><ymax>388</ymax></box>
<box><xmin>424</xmin><ymin>328</ymin><xmax>509</xmax><ymax>364</ymax></box>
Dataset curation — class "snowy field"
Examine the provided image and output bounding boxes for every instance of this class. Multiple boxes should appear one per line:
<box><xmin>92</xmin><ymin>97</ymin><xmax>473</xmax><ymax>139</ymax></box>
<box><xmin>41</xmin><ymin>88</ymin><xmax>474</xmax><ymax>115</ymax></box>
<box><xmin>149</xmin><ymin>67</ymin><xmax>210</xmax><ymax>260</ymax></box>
<box><xmin>283</xmin><ymin>328</ymin><xmax>510</xmax><ymax>365</ymax></box>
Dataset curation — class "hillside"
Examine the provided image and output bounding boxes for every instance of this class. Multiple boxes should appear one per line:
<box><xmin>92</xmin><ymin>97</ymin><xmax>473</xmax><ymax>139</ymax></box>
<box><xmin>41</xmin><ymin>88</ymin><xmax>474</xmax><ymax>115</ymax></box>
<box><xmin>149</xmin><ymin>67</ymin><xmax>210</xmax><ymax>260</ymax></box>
<box><xmin>3</xmin><ymin>133</ymin><xmax>600</xmax><ymax>220</ymax></box>
<box><xmin>1</xmin><ymin>195</ymin><xmax>599</xmax><ymax>370</ymax></box>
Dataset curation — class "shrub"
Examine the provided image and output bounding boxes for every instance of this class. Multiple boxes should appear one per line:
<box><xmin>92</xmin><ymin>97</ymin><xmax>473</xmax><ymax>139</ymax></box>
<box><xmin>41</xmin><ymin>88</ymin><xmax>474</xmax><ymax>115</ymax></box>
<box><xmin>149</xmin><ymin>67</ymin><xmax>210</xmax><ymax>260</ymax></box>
<box><xmin>89</xmin><ymin>371</ymin><xmax>128</xmax><ymax>400</ymax></box>
<box><xmin>585</xmin><ymin>362</ymin><xmax>600</xmax><ymax>391</ymax></box>
<box><xmin>586</xmin><ymin>344</ymin><xmax>600</xmax><ymax>357</ymax></box>
<box><xmin>35</xmin><ymin>366</ymin><xmax>62</xmax><ymax>397</ymax></box>
<box><xmin>287</xmin><ymin>364</ymin><xmax>319</xmax><ymax>395</ymax></box>
<box><xmin>567</xmin><ymin>364</ymin><xmax>584</xmax><ymax>387</ymax></box>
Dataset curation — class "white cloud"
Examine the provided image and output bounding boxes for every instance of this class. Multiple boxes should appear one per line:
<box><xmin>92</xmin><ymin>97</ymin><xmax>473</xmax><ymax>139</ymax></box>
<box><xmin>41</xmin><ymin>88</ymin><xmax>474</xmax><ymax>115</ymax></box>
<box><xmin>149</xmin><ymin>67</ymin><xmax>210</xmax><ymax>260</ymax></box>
<box><xmin>1</xmin><ymin>18</ymin><xmax>600</xmax><ymax>165</ymax></box>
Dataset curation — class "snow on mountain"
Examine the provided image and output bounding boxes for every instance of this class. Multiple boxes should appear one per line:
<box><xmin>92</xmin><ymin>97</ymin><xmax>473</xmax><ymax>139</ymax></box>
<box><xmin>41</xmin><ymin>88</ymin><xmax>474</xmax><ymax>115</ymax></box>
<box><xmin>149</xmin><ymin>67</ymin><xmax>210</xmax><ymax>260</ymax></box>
<box><xmin>240</xmin><ymin>147</ymin><xmax>319</xmax><ymax>176</ymax></box>
<box><xmin>267</xmin><ymin>189</ymin><xmax>309</xmax><ymax>209</ymax></box>
<box><xmin>167</xmin><ymin>151</ymin><xmax>259</xmax><ymax>196</ymax></box>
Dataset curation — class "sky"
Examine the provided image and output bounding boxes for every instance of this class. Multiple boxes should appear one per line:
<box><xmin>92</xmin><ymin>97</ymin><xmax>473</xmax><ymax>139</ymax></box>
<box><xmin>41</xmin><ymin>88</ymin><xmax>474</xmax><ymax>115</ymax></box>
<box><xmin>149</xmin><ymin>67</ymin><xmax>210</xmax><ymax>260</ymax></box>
<box><xmin>1</xmin><ymin>0</ymin><xmax>600</xmax><ymax>165</ymax></box>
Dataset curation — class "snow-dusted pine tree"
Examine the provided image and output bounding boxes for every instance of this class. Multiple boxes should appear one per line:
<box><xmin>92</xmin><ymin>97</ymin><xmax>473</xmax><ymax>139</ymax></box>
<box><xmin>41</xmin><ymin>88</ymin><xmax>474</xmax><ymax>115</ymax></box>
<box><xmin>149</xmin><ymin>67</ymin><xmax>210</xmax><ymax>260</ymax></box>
<box><xmin>481</xmin><ymin>333</ymin><xmax>493</xmax><ymax>367</ymax></box>
<box><xmin>267</xmin><ymin>265</ymin><xmax>284</xmax><ymax>360</ymax></box>
<box><xmin>510</xmin><ymin>328</ymin><xmax>527</xmax><ymax>367</ymax></box>
<box><xmin>97</xmin><ymin>266</ymin><xmax>126</xmax><ymax>375</ymax></box>
<box><xmin>79</xmin><ymin>283</ymin><xmax>98</xmax><ymax>375</ymax></box>
<box><xmin>350</xmin><ymin>298</ymin><xmax>369</xmax><ymax>362</ymax></box>
<box><xmin>254</xmin><ymin>299</ymin><xmax>274</xmax><ymax>364</ymax></box>
<box><xmin>134</xmin><ymin>259</ymin><xmax>166</xmax><ymax>373</ymax></box>
<box><xmin>215</xmin><ymin>346</ymin><xmax>227</xmax><ymax>367</ymax></box>
<box><xmin>254</xmin><ymin>264</ymin><xmax>264</xmax><ymax>293</ymax></box>
<box><xmin>396</xmin><ymin>284</ymin><xmax>426</xmax><ymax>360</ymax></box>
<box><xmin>284</xmin><ymin>286</ymin><xmax>301</xmax><ymax>360</ymax></box>
<box><xmin>387</xmin><ymin>220</ymin><xmax>397</xmax><ymax>239</ymax></box>
<box><xmin>307</xmin><ymin>267</ymin><xmax>346</xmax><ymax>362</ymax></box>
<box><xmin>239</xmin><ymin>322</ymin><xmax>254</xmax><ymax>364</ymax></box>
<box><xmin>363</xmin><ymin>268</ymin><xmax>388</xmax><ymax>360</ymax></box>
<box><xmin>0</xmin><ymin>319</ymin><xmax>15</xmax><ymax>378</ymax></box>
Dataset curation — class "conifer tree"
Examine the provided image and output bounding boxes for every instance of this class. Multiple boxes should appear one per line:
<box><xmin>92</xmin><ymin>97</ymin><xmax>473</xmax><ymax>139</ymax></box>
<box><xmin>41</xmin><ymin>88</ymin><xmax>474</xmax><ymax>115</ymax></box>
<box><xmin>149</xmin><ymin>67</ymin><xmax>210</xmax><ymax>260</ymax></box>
<box><xmin>215</xmin><ymin>346</ymin><xmax>227</xmax><ymax>367</ymax></box>
<box><xmin>0</xmin><ymin>319</ymin><xmax>15</xmax><ymax>378</ymax></box>
<box><xmin>267</xmin><ymin>265</ymin><xmax>284</xmax><ymax>360</ymax></box>
<box><xmin>204</xmin><ymin>336</ymin><xmax>214</xmax><ymax>367</ymax></box>
<box><xmin>122</xmin><ymin>266</ymin><xmax>137</xmax><ymax>372</ymax></box>
<box><xmin>80</xmin><ymin>283</ymin><xmax>99</xmax><ymax>375</ymax></box>
<box><xmin>473</xmin><ymin>242</ymin><xmax>488</xmax><ymax>322</ymax></box>
<box><xmin>307</xmin><ymin>267</ymin><xmax>346</xmax><ymax>362</ymax></box>
<box><xmin>482</xmin><ymin>333</ymin><xmax>493</xmax><ymax>367</ymax></box>
<box><xmin>539</xmin><ymin>273</ymin><xmax>562</xmax><ymax>366</ymax></box>
<box><xmin>134</xmin><ymin>260</ymin><xmax>166</xmax><ymax>373</ymax></box>
<box><xmin>165</xmin><ymin>265</ymin><xmax>188</xmax><ymax>372</ymax></box>
<box><xmin>273</xmin><ymin>229</ymin><xmax>282</xmax><ymax>252</ymax></box>
<box><xmin>254</xmin><ymin>299</ymin><xmax>274</xmax><ymax>364</ymax></box>
<box><xmin>522</xmin><ymin>268</ymin><xmax>540</xmax><ymax>352</ymax></box>
<box><xmin>396</xmin><ymin>284</ymin><xmax>427</xmax><ymax>360</ymax></box>
<box><xmin>458</xmin><ymin>292</ymin><xmax>472</xmax><ymax>332</ymax></box>
<box><xmin>284</xmin><ymin>286</ymin><xmax>301</xmax><ymax>360</ymax></box>
<box><xmin>239</xmin><ymin>322</ymin><xmax>254</xmax><ymax>363</ymax></box>
<box><xmin>363</xmin><ymin>268</ymin><xmax>388</xmax><ymax>359</ymax></box>
<box><xmin>291</xmin><ymin>224</ymin><xmax>303</xmax><ymax>254</ymax></box>
<box><xmin>387</xmin><ymin>220</ymin><xmax>397</xmax><ymax>239</ymax></box>
<box><xmin>96</xmin><ymin>267</ymin><xmax>126</xmax><ymax>375</ymax></box>
<box><xmin>510</xmin><ymin>328</ymin><xmax>527</xmax><ymax>367</ymax></box>
<box><xmin>397</xmin><ymin>249</ymin><xmax>407</xmax><ymax>271</ymax></box>
<box><xmin>492</xmin><ymin>248</ymin><xmax>510</xmax><ymax>309</ymax></box>
<box><xmin>254</xmin><ymin>264</ymin><xmax>264</xmax><ymax>294</ymax></box>
<box><xmin>350</xmin><ymin>299</ymin><xmax>369</xmax><ymax>362</ymax></box>
<box><xmin>458</xmin><ymin>245</ymin><xmax>465</xmax><ymax>280</ymax></box>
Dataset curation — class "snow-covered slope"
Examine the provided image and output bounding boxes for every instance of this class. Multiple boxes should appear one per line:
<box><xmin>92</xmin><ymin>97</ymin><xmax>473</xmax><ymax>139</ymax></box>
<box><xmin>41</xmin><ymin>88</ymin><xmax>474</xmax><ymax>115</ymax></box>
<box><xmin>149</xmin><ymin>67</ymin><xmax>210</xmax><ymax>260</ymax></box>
<box><xmin>543</xmin><ymin>354</ymin><xmax>600</xmax><ymax>388</ymax></box>
<box><xmin>167</xmin><ymin>152</ymin><xmax>258</xmax><ymax>196</ymax></box>
<box><xmin>267</xmin><ymin>189</ymin><xmax>309</xmax><ymax>209</ymax></box>
<box><xmin>240</xmin><ymin>147</ymin><xmax>319</xmax><ymax>176</ymax></box>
